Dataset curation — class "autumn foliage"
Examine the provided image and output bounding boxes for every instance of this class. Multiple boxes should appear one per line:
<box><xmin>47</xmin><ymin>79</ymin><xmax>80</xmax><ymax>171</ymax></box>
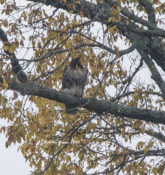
<box><xmin>0</xmin><ymin>0</ymin><xmax>165</xmax><ymax>174</ymax></box>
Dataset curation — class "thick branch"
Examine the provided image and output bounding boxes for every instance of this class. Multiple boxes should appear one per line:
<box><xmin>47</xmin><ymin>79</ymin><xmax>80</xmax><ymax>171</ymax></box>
<box><xmin>0</xmin><ymin>29</ymin><xmax>28</xmax><ymax>83</ymax></box>
<box><xmin>138</xmin><ymin>0</ymin><xmax>156</xmax><ymax>24</ymax></box>
<box><xmin>9</xmin><ymin>81</ymin><xmax>165</xmax><ymax>125</ymax></box>
<box><xmin>28</xmin><ymin>0</ymin><xmax>165</xmax><ymax>73</ymax></box>
<box><xmin>136</xmin><ymin>47</ymin><xmax>165</xmax><ymax>98</ymax></box>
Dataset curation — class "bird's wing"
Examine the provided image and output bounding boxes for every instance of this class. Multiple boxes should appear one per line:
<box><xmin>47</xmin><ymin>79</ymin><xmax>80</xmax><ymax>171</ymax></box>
<box><xmin>62</xmin><ymin>66</ymin><xmax>73</xmax><ymax>89</ymax></box>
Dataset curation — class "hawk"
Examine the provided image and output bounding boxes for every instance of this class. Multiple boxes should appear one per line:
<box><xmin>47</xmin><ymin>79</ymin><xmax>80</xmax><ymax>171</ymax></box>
<box><xmin>62</xmin><ymin>58</ymin><xmax>87</xmax><ymax>114</ymax></box>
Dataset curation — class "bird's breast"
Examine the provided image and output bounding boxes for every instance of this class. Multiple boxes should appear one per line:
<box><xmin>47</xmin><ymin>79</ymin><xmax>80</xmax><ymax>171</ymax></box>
<box><xmin>63</xmin><ymin>85</ymin><xmax>83</xmax><ymax>97</ymax></box>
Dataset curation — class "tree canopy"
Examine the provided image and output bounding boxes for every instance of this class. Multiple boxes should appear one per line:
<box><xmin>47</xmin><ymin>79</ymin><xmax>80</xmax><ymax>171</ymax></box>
<box><xmin>0</xmin><ymin>0</ymin><xmax>165</xmax><ymax>174</ymax></box>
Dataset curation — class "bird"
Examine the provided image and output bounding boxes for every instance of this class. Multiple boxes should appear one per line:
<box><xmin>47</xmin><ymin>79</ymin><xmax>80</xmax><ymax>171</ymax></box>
<box><xmin>62</xmin><ymin>57</ymin><xmax>87</xmax><ymax>114</ymax></box>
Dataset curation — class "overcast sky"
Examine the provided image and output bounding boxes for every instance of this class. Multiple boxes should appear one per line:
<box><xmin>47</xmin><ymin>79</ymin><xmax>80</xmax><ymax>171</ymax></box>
<box><xmin>0</xmin><ymin>1</ymin><xmax>32</xmax><ymax>173</ymax></box>
<box><xmin>0</xmin><ymin>0</ymin><xmax>164</xmax><ymax>175</ymax></box>
<box><xmin>0</xmin><ymin>133</ymin><xmax>32</xmax><ymax>175</ymax></box>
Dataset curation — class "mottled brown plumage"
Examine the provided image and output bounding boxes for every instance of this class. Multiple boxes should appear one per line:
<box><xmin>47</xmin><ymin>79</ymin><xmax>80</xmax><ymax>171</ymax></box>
<box><xmin>62</xmin><ymin>58</ymin><xmax>87</xmax><ymax>114</ymax></box>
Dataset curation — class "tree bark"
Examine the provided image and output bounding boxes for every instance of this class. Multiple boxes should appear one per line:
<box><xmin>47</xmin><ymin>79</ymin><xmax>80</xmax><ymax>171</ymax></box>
<box><xmin>9</xmin><ymin>81</ymin><xmax>165</xmax><ymax>124</ymax></box>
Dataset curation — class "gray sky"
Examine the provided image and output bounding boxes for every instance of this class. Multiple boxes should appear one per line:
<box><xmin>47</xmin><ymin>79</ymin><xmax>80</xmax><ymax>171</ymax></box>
<box><xmin>0</xmin><ymin>0</ymin><xmax>164</xmax><ymax>175</ymax></box>
<box><xmin>0</xmin><ymin>133</ymin><xmax>32</xmax><ymax>175</ymax></box>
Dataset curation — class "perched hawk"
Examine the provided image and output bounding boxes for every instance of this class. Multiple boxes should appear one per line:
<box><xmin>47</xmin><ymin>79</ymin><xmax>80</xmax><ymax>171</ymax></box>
<box><xmin>62</xmin><ymin>58</ymin><xmax>87</xmax><ymax>114</ymax></box>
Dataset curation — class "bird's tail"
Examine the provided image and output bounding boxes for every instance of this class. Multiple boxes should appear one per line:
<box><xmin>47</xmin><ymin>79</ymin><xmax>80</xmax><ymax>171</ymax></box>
<box><xmin>65</xmin><ymin>104</ymin><xmax>77</xmax><ymax>114</ymax></box>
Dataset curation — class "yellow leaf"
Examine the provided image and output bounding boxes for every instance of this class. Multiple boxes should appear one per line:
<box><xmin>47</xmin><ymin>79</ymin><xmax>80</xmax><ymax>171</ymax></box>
<box><xmin>80</xmin><ymin>11</ymin><xmax>84</xmax><ymax>17</ymax></box>
<box><xmin>78</xmin><ymin>152</ymin><xmax>84</xmax><ymax>159</ymax></box>
<box><xmin>0</xmin><ymin>79</ymin><xmax>8</xmax><ymax>89</ymax></box>
<box><xmin>15</xmin><ymin>101</ymin><xmax>22</xmax><ymax>108</ymax></box>
<box><xmin>111</xmin><ymin>6</ymin><xmax>121</xmax><ymax>16</ymax></box>
<box><xmin>87</xmin><ymin>156</ymin><xmax>91</xmax><ymax>166</ymax></box>
<box><xmin>73</xmin><ymin>136</ymin><xmax>79</xmax><ymax>143</ymax></box>
<box><xmin>9</xmin><ymin>43</ymin><xmax>17</xmax><ymax>53</ymax></box>
<box><xmin>3</xmin><ymin>44</ymin><xmax>9</xmax><ymax>51</ymax></box>
<box><xmin>20</xmin><ymin>40</ymin><xmax>24</xmax><ymax>46</ymax></box>
<box><xmin>21</xmin><ymin>11</ymin><xmax>27</xmax><ymax>20</ymax></box>
<box><xmin>66</xmin><ymin>156</ymin><xmax>71</xmax><ymax>163</ymax></box>
<box><xmin>108</xmin><ymin>17</ymin><xmax>113</xmax><ymax>22</ymax></box>
<box><xmin>0</xmin><ymin>0</ymin><xmax>5</xmax><ymax>4</ymax></box>
<box><xmin>38</xmin><ymin>42</ymin><xmax>41</xmax><ymax>48</ymax></box>
<box><xmin>82</xmin><ymin>139</ymin><xmax>87</xmax><ymax>144</ymax></box>
<box><xmin>3</xmin><ymin>19</ymin><xmax>8</xmax><ymax>27</ymax></box>
<box><xmin>96</xmin><ymin>0</ymin><xmax>104</xmax><ymax>3</ymax></box>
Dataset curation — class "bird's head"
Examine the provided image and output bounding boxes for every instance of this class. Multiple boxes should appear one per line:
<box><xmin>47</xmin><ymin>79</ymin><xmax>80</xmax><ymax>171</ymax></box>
<box><xmin>70</xmin><ymin>58</ymin><xmax>82</xmax><ymax>69</ymax></box>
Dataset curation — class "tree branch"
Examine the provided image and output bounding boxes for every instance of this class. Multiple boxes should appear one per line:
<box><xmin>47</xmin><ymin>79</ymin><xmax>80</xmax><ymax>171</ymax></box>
<box><xmin>9</xmin><ymin>81</ymin><xmax>165</xmax><ymax>125</ymax></box>
<box><xmin>0</xmin><ymin>28</ymin><xmax>28</xmax><ymax>83</ymax></box>
<box><xmin>137</xmin><ymin>49</ymin><xmax>165</xmax><ymax>98</ymax></box>
<box><xmin>138</xmin><ymin>0</ymin><xmax>156</xmax><ymax>24</ymax></box>
<box><xmin>27</xmin><ymin>0</ymin><xmax>165</xmax><ymax>73</ymax></box>
<box><xmin>145</xmin><ymin>130</ymin><xmax>165</xmax><ymax>143</ymax></box>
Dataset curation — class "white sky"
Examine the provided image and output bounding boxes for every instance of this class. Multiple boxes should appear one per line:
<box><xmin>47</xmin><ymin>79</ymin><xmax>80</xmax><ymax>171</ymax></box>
<box><xmin>0</xmin><ymin>0</ymin><xmax>165</xmax><ymax>175</ymax></box>
<box><xmin>0</xmin><ymin>0</ymin><xmax>36</xmax><ymax>173</ymax></box>
<box><xmin>0</xmin><ymin>133</ymin><xmax>32</xmax><ymax>175</ymax></box>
